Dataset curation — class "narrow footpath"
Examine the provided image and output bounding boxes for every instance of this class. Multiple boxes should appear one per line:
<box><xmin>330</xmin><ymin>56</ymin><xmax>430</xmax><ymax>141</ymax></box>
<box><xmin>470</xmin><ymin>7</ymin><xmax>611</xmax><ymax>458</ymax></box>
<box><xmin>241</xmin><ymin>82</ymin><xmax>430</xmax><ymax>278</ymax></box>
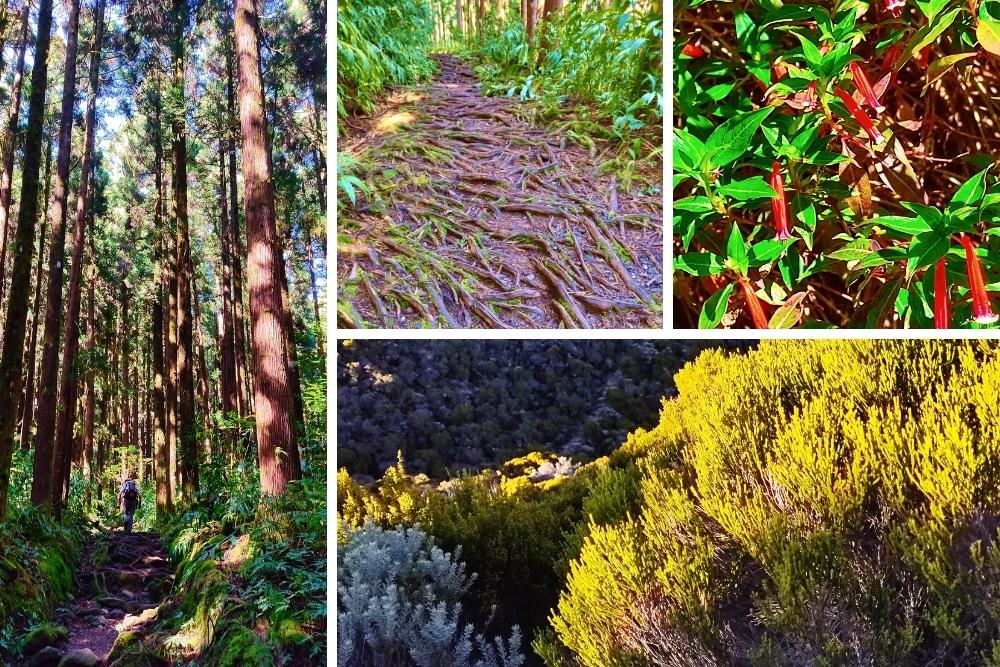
<box><xmin>338</xmin><ymin>54</ymin><xmax>663</xmax><ymax>329</ymax></box>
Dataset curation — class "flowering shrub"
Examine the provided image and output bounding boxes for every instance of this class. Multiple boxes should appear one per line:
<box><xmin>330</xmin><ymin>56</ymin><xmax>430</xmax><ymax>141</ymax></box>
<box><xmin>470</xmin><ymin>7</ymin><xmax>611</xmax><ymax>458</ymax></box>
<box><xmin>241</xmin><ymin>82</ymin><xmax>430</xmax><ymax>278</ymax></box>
<box><xmin>549</xmin><ymin>341</ymin><xmax>1000</xmax><ymax>665</ymax></box>
<box><xmin>674</xmin><ymin>1</ymin><xmax>1000</xmax><ymax>328</ymax></box>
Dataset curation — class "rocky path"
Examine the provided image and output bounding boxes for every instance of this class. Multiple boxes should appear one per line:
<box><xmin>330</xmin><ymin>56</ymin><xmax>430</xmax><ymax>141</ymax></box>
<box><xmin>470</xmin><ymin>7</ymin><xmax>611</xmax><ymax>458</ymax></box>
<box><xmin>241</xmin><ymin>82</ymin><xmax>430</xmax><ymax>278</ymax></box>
<box><xmin>25</xmin><ymin>531</ymin><xmax>172</xmax><ymax>667</ymax></box>
<box><xmin>338</xmin><ymin>54</ymin><xmax>663</xmax><ymax>329</ymax></box>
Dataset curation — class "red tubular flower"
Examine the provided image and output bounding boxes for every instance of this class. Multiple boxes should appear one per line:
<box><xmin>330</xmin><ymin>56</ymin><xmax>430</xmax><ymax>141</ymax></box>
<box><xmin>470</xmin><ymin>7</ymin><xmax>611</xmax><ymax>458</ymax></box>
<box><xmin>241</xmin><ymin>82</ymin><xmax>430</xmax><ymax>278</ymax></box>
<box><xmin>681</xmin><ymin>42</ymin><xmax>706</xmax><ymax>58</ymax></box>
<box><xmin>739</xmin><ymin>278</ymin><xmax>770</xmax><ymax>329</ymax></box>
<box><xmin>769</xmin><ymin>160</ymin><xmax>792</xmax><ymax>241</ymax></box>
<box><xmin>833</xmin><ymin>87</ymin><xmax>883</xmax><ymax>144</ymax></box>
<box><xmin>849</xmin><ymin>62</ymin><xmax>885</xmax><ymax>114</ymax></box>
<box><xmin>934</xmin><ymin>258</ymin><xmax>951</xmax><ymax>329</ymax></box>
<box><xmin>959</xmin><ymin>235</ymin><xmax>999</xmax><ymax>324</ymax></box>
<box><xmin>772</xmin><ymin>60</ymin><xmax>788</xmax><ymax>81</ymax></box>
<box><xmin>917</xmin><ymin>45</ymin><xmax>931</xmax><ymax>69</ymax></box>
<box><xmin>882</xmin><ymin>44</ymin><xmax>903</xmax><ymax>71</ymax></box>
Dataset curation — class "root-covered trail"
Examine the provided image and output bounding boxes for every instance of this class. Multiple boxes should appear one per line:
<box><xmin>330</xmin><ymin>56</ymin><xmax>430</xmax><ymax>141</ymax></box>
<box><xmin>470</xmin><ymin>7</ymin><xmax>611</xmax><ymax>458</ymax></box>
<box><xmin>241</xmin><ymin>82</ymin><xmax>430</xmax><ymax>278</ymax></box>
<box><xmin>49</xmin><ymin>531</ymin><xmax>172</xmax><ymax>666</ymax></box>
<box><xmin>338</xmin><ymin>54</ymin><xmax>663</xmax><ymax>329</ymax></box>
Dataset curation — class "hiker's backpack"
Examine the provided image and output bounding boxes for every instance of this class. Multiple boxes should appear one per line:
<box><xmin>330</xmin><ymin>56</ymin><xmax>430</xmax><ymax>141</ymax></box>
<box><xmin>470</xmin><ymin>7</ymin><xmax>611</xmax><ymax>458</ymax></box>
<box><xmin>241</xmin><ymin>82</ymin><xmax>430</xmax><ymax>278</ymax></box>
<box><xmin>124</xmin><ymin>480</ymin><xmax>139</xmax><ymax>501</ymax></box>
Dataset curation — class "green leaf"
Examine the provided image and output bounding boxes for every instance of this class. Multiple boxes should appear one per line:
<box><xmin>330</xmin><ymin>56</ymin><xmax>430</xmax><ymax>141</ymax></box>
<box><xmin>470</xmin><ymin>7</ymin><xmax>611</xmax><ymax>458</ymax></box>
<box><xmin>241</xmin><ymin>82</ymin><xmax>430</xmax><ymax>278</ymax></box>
<box><xmin>790</xmin><ymin>31</ymin><xmax>824</xmax><ymax>69</ymax></box>
<box><xmin>749</xmin><ymin>238</ymin><xmax>795</xmax><ymax>265</ymax></box>
<box><xmin>906</xmin><ymin>232</ymin><xmax>951</xmax><ymax>278</ymax></box>
<box><xmin>727</xmin><ymin>224</ymin><xmax>749</xmax><ymax>275</ymax></box>
<box><xmin>703</xmin><ymin>107</ymin><xmax>776</xmax><ymax>168</ymax></box>
<box><xmin>828</xmin><ymin>247</ymin><xmax>874</xmax><ymax>262</ymax></box>
<box><xmin>675</xmin><ymin>252</ymin><xmax>726</xmax><ymax>276</ymax></box>
<box><xmin>978</xmin><ymin>18</ymin><xmax>1000</xmax><ymax>55</ymax></box>
<box><xmin>871</xmin><ymin>215</ymin><xmax>932</xmax><ymax>235</ymax></box>
<box><xmin>716</xmin><ymin>177</ymin><xmax>776</xmax><ymax>201</ymax></box>
<box><xmin>674</xmin><ymin>128</ymin><xmax>707</xmax><ymax>171</ymax></box>
<box><xmin>901</xmin><ymin>8</ymin><xmax>961</xmax><ymax>64</ymax></box>
<box><xmin>900</xmin><ymin>201</ymin><xmax>944</xmax><ymax>229</ymax></box>
<box><xmin>698</xmin><ymin>283</ymin><xmax>735</xmax><ymax>329</ymax></box>
<box><xmin>923</xmin><ymin>52</ymin><xmax>978</xmax><ymax>94</ymax></box>
<box><xmin>769</xmin><ymin>292</ymin><xmax>808</xmax><ymax>328</ymax></box>
<box><xmin>949</xmin><ymin>167</ymin><xmax>989</xmax><ymax>209</ymax></box>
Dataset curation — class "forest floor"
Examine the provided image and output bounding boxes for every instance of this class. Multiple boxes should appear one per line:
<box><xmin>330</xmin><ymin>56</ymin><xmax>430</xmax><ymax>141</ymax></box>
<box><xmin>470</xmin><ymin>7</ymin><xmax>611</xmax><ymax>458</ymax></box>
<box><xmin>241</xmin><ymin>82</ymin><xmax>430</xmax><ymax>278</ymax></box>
<box><xmin>33</xmin><ymin>531</ymin><xmax>172</xmax><ymax>666</ymax></box>
<box><xmin>338</xmin><ymin>54</ymin><xmax>663</xmax><ymax>329</ymax></box>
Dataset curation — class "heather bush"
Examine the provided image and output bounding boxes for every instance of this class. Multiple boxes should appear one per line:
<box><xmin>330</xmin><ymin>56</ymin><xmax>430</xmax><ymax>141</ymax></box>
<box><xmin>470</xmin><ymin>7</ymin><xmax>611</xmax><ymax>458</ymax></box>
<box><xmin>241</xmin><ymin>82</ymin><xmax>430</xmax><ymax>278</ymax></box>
<box><xmin>337</xmin><ymin>523</ymin><xmax>524</xmax><ymax>667</ymax></box>
<box><xmin>549</xmin><ymin>340</ymin><xmax>1000</xmax><ymax>666</ymax></box>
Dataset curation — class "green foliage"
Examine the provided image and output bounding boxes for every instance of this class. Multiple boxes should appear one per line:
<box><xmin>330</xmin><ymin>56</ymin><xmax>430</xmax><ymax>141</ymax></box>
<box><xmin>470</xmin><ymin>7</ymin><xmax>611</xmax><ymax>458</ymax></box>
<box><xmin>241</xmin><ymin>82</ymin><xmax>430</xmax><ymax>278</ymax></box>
<box><xmin>470</xmin><ymin>0</ymin><xmax>663</xmax><ymax>153</ymax></box>
<box><xmin>674</xmin><ymin>1</ymin><xmax>1000</xmax><ymax>328</ymax></box>
<box><xmin>549</xmin><ymin>341</ymin><xmax>1000</xmax><ymax>665</ymax></box>
<box><xmin>0</xmin><ymin>453</ymin><xmax>84</xmax><ymax>660</ymax></box>
<box><xmin>337</xmin><ymin>0</ymin><xmax>436</xmax><ymax>119</ymax></box>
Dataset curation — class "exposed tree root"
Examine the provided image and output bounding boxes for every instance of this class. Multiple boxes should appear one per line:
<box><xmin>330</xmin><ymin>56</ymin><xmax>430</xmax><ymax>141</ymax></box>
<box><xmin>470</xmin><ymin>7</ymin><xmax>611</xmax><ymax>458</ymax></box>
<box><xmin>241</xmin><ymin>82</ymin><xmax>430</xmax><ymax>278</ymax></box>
<box><xmin>338</xmin><ymin>54</ymin><xmax>662</xmax><ymax>329</ymax></box>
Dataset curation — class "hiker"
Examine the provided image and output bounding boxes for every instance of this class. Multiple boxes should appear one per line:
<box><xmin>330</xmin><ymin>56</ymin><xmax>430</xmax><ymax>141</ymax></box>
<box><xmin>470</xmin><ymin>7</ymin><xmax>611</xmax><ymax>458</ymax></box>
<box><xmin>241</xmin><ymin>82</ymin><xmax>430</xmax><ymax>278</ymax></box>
<box><xmin>118</xmin><ymin>476</ymin><xmax>141</xmax><ymax>533</ymax></box>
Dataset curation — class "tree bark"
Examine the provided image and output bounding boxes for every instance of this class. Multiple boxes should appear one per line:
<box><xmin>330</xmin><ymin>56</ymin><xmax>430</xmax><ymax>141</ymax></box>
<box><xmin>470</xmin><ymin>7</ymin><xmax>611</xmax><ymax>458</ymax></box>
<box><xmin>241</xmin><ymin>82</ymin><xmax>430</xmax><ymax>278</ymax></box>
<box><xmin>52</xmin><ymin>0</ymin><xmax>106</xmax><ymax>515</ymax></box>
<box><xmin>0</xmin><ymin>0</ymin><xmax>30</xmax><ymax>304</ymax></box>
<box><xmin>526</xmin><ymin>0</ymin><xmax>536</xmax><ymax>41</ymax></box>
<box><xmin>82</xmin><ymin>216</ymin><xmax>96</xmax><ymax>496</ymax></box>
<box><xmin>30</xmin><ymin>0</ymin><xmax>81</xmax><ymax>511</ymax></box>
<box><xmin>172</xmin><ymin>0</ymin><xmax>197</xmax><ymax>499</ymax></box>
<box><xmin>226</xmin><ymin>32</ymin><xmax>250</xmax><ymax>418</ymax></box>
<box><xmin>219</xmin><ymin>147</ymin><xmax>239</xmax><ymax>421</ymax></box>
<box><xmin>456</xmin><ymin>0</ymin><xmax>463</xmax><ymax>35</ymax></box>
<box><xmin>0</xmin><ymin>0</ymin><xmax>54</xmax><ymax>519</ymax></box>
<box><xmin>19</xmin><ymin>131</ymin><xmax>52</xmax><ymax>452</ymax></box>
<box><xmin>152</xmin><ymin>69</ymin><xmax>171</xmax><ymax>512</ymax></box>
<box><xmin>235</xmin><ymin>0</ymin><xmax>300</xmax><ymax>495</ymax></box>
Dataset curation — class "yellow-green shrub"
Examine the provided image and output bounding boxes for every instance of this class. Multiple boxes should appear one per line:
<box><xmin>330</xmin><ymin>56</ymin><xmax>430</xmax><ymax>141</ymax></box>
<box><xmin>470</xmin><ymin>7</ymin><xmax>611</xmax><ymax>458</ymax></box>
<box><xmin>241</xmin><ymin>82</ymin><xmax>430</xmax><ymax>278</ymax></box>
<box><xmin>550</xmin><ymin>341</ymin><xmax>1000</xmax><ymax>666</ymax></box>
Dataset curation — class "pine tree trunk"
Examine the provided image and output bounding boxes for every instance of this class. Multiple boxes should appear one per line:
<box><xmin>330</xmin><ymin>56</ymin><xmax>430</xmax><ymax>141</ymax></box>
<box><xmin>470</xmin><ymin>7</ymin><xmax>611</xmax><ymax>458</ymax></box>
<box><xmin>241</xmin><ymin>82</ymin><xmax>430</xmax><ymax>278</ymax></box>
<box><xmin>152</xmin><ymin>76</ymin><xmax>171</xmax><ymax>512</ymax></box>
<box><xmin>82</xmin><ymin>218</ymin><xmax>96</xmax><ymax>489</ymax></box>
<box><xmin>172</xmin><ymin>0</ymin><xmax>197</xmax><ymax>499</ymax></box>
<box><xmin>235</xmin><ymin>0</ymin><xmax>300</xmax><ymax>495</ymax></box>
<box><xmin>0</xmin><ymin>1</ymin><xmax>30</xmax><ymax>304</ymax></box>
<box><xmin>303</xmin><ymin>222</ymin><xmax>323</xmax><ymax>354</ymax></box>
<box><xmin>19</xmin><ymin>144</ymin><xmax>51</xmax><ymax>452</ymax></box>
<box><xmin>456</xmin><ymin>0</ymin><xmax>463</xmax><ymax>34</ymax></box>
<box><xmin>191</xmin><ymin>277</ymin><xmax>213</xmax><ymax>464</ymax></box>
<box><xmin>30</xmin><ymin>0</ymin><xmax>81</xmax><ymax>511</ymax></box>
<box><xmin>226</xmin><ymin>36</ymin><xmax>251</xmax><ymax>418</ymax></box>
<box><xmin>52</xmin><ymin>0</ymin><xmax>106</xmax><ymax>515</ymax></box>
<box><xmin>219</xmin><ymin>148</ymin><xmax>239</xmax><ymax>421</ymax></box>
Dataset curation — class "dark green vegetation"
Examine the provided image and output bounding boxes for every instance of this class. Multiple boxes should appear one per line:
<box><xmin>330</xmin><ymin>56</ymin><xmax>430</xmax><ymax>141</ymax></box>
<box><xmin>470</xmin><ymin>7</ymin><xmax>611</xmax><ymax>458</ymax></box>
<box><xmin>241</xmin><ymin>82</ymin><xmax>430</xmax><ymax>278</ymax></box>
<box><xmin>340</xmin><ymin>340</ymin><xmax>1000</xmax><ymax>666</ymax></box>
<box><xmin>336</xmin><ymin>0</ymin><xmax>663</xmax><ymax>329</ymax></box>
<box><xmin>337</xmin><ymin>340</ymin><xmax>722</xmax><ymax>478</ymax></box>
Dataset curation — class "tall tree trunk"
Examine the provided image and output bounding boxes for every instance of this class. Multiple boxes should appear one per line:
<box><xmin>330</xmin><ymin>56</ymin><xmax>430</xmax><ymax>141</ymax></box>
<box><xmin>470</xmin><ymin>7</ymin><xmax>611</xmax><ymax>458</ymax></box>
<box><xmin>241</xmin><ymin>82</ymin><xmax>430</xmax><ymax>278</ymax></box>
<box><xmin>52</xmin><ymin>0</ymin><xmax>106</xmax><ymax>515</ymax></box>
<box><xmin>226</xmin><ymin>33</ymin><xmax>250</xmax><ymax>417</ymax></box>
<box><xmin>82</xmin><ymin>216</ymin><xmax>96</xmax><ymax>501</ymax></box>
<box><xmin>456</xmin><ymin>0</ymin><xmax>463</xmax><ymax>34</ymax></box>
<box><xmin>152</xmin><ymin>75</ymin><xmax>171</xmax><ymax>513</ymax></box>
<box><xmin>0</xmin><ymin>1</ymin><xmax>30</xmax><ymax>304</ymax></box>
<box><xmin>19</xmin><ymin>135</ymin><xmax>52</xmax><ymax>452</ymax></box>
<box><xmin>30</xmin><ymin>0</ymin><xmax>81</xmax><ymax>511</ymax></box>
<box><xmin>526</xmin><ymin>0</ymin><xmax>536</xmax><ymax>41</ymax></box>
<box><xmin>235</xmin><ymin>0</ymin><xmax>300</xmax><ymax>495</ymax></box>
<box><xmin>0</xmin><ymin>0</ymin><xmax>54</xmax><ymax>520</ymax></box>
<box><xmin>173</xmin><ymin>0</ymin><xmax>197</xmax><ymax>499</ymax></box>
<box><xmin>191</xmin><ymin>280</ymin><xmax>213</xmax><ymax>464</ymax></box>
<box><xmin>303</xmin><ymin>222</ymin><xmax>323</xmax><ymax>354</ymax></box>
<box><xmin>218</xmin><ymin>148</ymin><xmax>239</xmax><ymax>421</ymax></box>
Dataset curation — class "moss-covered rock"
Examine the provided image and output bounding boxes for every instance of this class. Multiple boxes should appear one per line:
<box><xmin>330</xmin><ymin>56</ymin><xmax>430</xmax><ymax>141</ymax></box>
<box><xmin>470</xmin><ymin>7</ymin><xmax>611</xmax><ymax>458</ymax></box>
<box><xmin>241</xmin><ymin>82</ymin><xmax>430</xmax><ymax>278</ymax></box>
<box><xmin>57</xmin><ymin>648</ymin><xmax>100</xmax><ymax>667</ymax></box>
<box><xmin>269</xmin><ymin>618</ymin><xmax>308</xmax><ymax>647</ymax></box>
<box><xmin>105</xmin><ymin>631</ymin><xmax>168</xmax><ymax>667</ymax></box>
<box><xmin>22</xmin><ymin>623</ymin><xmax>68</xmax><ymax>655</ymax></box>
<box><xmin>206</xmin><ymin>625</ymin><xmax>274</xmax><ymax>667</ymax></box>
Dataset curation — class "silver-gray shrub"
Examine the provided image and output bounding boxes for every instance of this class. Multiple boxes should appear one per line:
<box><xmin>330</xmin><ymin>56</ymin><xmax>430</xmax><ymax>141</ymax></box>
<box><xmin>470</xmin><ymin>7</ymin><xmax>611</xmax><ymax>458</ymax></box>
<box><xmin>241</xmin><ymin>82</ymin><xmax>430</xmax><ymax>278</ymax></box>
<box><xmin>338</xmin><ymin>522</ymin><xmax>524</xmax><ymax>667</ymax></box>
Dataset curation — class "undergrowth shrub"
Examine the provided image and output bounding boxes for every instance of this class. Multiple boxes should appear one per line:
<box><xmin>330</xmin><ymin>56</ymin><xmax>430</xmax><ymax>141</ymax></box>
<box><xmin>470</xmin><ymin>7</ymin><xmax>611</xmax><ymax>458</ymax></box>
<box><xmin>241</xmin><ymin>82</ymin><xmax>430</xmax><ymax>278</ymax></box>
<box><xmin>337</xmin><ymin>523</ymin><xmax>525</xmax><ymax>667</ymax></box>
<box><xmin>336</xmin><ymin>0</ymin><xmax>435</xmax><ymax>120</ymax></box>
<box><xmin>470</xmin><ymin>0</ymin><xmax>663</xmax><ymax>164</ymax></box>
<box><xmin>548</xmin><ymin>341</ymin><xmax>1000</xmax><ymax>666</ymax></box>
<box><xmin>0</xmin><ymin>450</ymin><xmax>84</xmax><ymax>660</ymax></box>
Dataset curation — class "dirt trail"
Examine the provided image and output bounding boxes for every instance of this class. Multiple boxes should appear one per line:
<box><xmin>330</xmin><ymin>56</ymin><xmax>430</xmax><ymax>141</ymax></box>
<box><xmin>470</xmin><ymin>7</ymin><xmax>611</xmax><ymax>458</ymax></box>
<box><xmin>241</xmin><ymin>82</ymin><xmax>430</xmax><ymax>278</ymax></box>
<box><xmin>338</xmin><ymin>54</ymin><xmax>663</xmax><ymax>329</ymax></box>
<box><xmin>50</xmin><ymin>531</ymin><xmax>172</xmax><ymax>665</ymax></box>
